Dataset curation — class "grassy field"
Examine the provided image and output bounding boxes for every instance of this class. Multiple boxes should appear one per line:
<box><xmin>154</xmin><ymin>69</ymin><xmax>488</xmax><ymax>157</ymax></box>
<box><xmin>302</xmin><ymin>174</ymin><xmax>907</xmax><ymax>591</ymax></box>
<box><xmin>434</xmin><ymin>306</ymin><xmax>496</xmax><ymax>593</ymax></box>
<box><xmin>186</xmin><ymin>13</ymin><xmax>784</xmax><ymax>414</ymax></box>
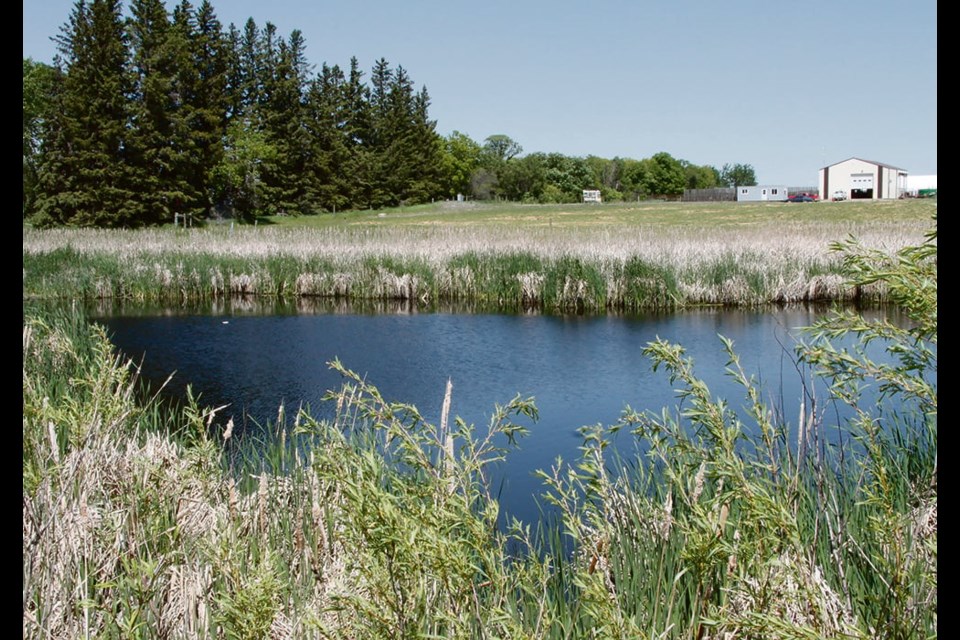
<box><xmin>258</xmin><ymin>197</ymin><xmax>934</xmax><ymax>229</ymax></box>
<box><xmin>23</xmin><ymin>198</ymin><xmax>936</xmax><ymax>311</ymax></box>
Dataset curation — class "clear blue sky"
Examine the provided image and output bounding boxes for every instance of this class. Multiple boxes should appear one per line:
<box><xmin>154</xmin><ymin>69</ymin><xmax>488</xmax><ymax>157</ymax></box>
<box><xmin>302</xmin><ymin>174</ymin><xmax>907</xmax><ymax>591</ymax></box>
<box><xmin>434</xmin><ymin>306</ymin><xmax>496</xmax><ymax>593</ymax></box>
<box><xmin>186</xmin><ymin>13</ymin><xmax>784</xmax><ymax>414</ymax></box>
<box><xmin>24</xmin><ymin>0</ymin><xmax>937</xmax><ymax>186</ymax></box>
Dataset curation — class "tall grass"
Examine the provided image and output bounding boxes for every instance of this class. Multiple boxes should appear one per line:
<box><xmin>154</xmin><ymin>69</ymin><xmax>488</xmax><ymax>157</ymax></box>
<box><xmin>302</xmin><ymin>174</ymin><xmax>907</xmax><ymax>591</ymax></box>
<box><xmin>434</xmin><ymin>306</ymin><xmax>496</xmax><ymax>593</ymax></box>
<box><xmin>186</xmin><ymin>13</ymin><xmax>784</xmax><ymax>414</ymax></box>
<box><xmin>23</xmin><ymin>216</ymin><xmax>936</xmax><ymax>638</ymax></box>
<box><xmin>531</xmin><ymin>218</ymin><xmax>936</xmax><ymax>638</ymax></box>
<box><xmin>23</xmin><ymin>202</ymin><xmax>931</xmax><ymax>310</ymax></box>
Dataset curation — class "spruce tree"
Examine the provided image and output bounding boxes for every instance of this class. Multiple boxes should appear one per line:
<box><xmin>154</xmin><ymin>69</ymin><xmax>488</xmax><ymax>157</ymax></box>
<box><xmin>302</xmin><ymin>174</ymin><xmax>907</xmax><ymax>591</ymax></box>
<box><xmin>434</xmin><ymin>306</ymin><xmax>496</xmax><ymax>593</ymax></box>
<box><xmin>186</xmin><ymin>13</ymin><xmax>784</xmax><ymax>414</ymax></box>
<box><xmin>342</xmin><ymin>56</ymin><xmax>372</xmax><ymax>209</ymax></box>
<box><xmin>364</xmin><ymin>58</ymin><xmax>393</xmax><ymax>208</ymax></box>
<box><xmin>234</xmin><ymin>18</ymin><xmax>264</xmax><ymax>118</ymax></box>
<box><xmin>37</xmin><ymin>0</ymin><xmax>140</xmax><ymax>227</ymax></box>
<box><xmin>408</xmin><ymin>85</ymin><xmax>444</xmax><ymax>202</ymax></box>
<box><xmin>32</xmin><ymin>0</ymin><xmax>447</xmax><ymax>224</ymax></box>
<box><xmin>381</xmin><ymin>65</ymin><xmax>415</xmax><ymax>206</ymax></box>
<box><xmin>376</xmin><ymin>64</ymin><xmax>444</xmax><ymax>207</ymax></box>
<box><xmin>162</xmin><ymin>0</ymin><xmax>229</xmax><ymax>219</ymax></box>
<box><xmin>222</xmin><ymin>22</ymin><xmax>243</xmax><ymax>120</ymax></box>
<box><xmin>189</xmin><ymin>0</ymin><xmax>229</xmax><ymax>216</ymax></box>
<box><xmin>306</xmin><ymin>63</ymin><xmax>352</xmax><ymax>212</ymax></box>
<box><xmin>261</xmin><ymin>30</ymin><xmax>314</xmax><ymax>214</ymax></box>
<box><xmin>128</xmin><ymin>0</ymin><xmax>191</xmax><ymax>225</ymax></box>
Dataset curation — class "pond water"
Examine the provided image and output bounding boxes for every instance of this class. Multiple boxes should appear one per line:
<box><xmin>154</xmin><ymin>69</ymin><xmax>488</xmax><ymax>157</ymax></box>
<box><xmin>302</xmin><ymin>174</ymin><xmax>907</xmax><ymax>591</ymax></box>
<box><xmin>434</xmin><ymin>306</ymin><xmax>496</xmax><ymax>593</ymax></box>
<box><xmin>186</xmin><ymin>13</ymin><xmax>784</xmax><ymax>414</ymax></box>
<box><xmin>92</xmin><ymin>301</ymin><xmax>909</xmax><ymax>525</ymax></box>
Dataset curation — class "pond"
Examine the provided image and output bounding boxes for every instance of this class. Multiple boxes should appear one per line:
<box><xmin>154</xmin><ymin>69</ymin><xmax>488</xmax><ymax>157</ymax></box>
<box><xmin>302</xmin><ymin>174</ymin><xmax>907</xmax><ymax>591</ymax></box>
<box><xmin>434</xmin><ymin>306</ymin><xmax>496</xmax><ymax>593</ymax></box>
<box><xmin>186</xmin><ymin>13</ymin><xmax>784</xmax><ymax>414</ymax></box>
<box><xmin>92</xmin><ymin>301</ymin><xmax>908</xmax><ymax>525</ymax></box>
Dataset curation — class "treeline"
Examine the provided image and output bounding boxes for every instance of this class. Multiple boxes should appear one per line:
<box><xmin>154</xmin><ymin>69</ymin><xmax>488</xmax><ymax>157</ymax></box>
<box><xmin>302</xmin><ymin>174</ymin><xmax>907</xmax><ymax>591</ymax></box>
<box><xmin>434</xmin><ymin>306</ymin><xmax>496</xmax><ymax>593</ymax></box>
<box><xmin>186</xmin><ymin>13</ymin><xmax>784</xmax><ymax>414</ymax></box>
<box><xmin>457</xmin><ymin>137</ymin><xmax>757</xmax><ymax>203</ymax></box>
<box><xmin>22</xmin><ymin>0</ymin><xmax>757</xmax><ymax>228</ymax></box>
<box><xmin>24</xmin><ymin>0</ymin><xmax>445</xmax><ymax>227</ymax></box>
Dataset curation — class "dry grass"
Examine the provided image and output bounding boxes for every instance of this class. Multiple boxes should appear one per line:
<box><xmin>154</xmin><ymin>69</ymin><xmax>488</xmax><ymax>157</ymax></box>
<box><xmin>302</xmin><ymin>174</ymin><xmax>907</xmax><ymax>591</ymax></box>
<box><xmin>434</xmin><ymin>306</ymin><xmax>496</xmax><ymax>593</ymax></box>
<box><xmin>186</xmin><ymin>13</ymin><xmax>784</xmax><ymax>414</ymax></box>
<box><xmin>23</xmin><ymin>204</ymin><xmax>931</xmax><ymax>308</ymax></box>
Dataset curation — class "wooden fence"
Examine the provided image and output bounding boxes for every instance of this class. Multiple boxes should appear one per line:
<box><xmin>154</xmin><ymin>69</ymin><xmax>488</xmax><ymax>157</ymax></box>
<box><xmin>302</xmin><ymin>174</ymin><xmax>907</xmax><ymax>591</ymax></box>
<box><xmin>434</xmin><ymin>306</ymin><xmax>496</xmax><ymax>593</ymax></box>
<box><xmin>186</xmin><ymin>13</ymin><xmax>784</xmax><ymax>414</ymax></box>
<box><xmin>683</xmin><ymin>188</ymin><xmax>736</xmax><ymax>202</ymax></box>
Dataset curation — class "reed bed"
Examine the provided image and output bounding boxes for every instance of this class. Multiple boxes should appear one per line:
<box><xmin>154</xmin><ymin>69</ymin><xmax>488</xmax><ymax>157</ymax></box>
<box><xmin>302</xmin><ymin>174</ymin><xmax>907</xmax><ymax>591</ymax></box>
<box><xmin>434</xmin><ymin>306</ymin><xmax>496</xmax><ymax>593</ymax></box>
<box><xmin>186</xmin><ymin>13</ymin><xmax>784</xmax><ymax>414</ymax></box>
<box><xmin>23</xmin><ymin>208</ymin><xmax>930</xmax><ymax>309</ymax></box>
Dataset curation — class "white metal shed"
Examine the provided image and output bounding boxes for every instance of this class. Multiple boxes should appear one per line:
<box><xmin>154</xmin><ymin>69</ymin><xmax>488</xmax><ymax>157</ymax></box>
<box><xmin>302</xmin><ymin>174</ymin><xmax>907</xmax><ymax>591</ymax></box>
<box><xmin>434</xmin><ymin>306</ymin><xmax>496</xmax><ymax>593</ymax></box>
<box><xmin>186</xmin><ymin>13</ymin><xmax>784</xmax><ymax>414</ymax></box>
<box><xmin>818</xmin><ymin>158</ymin><xmax>907</xmax><ymax>200</ymax></box>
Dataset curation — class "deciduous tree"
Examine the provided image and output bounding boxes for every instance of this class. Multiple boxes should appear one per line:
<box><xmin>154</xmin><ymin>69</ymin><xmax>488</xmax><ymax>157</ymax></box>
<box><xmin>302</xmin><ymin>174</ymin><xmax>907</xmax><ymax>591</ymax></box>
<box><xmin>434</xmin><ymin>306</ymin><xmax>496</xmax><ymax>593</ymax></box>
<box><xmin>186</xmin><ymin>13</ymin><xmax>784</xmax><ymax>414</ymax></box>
<box><xmin>481</xmin><ymin>134</ymin><xmax>522</xmax><ymax>165</ymax></box>
<box><xmin>441</xmin><ymin>131</ymin><xmax>482</xmax><ymax>198</ymax></box>
<box><xmin>682</xmin><ymin>161</ymin><xmax>721</xmax><ymax>189</ymax></box>
<box><xmin>719</xmin><ymin>163</ymin><xmax>757</xmax><ymax>188</ymax></box>
<box><xmin>23</xmin><ymin>58</ymin><xmax>57</xmax><ymax>217</ymax></box>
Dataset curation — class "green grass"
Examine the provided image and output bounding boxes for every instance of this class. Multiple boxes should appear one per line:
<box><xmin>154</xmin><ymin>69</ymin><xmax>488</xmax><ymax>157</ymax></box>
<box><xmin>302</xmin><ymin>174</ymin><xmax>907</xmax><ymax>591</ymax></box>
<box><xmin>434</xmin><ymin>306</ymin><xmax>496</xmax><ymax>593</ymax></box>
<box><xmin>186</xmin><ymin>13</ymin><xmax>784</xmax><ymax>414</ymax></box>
<box><xmin>258</xmin><ymin>198</ymin><xmax>934</xmax><ymax>229</ymax></box>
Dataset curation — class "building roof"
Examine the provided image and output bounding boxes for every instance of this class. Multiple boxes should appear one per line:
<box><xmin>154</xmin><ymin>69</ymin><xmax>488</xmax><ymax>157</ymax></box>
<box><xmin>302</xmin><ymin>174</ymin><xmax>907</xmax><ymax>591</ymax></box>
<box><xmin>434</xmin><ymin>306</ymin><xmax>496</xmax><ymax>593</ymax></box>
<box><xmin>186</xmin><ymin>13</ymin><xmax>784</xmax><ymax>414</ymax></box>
<box><xmin>821</xmin><ymin>157</ymin><xmax>907</xmax><ymax>172</ymax></box>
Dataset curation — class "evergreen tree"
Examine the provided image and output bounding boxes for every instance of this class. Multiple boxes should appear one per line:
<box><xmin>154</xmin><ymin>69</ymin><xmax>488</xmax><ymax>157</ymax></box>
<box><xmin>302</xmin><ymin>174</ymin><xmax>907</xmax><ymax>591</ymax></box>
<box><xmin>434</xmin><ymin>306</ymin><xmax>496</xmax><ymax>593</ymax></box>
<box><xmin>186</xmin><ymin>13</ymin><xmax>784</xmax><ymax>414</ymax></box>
<box><xmin>261</xmin><ymin>30</ymin><xmax>314</xmax><ymax>214</ymax></box>
<box><xmin>380</xmin><ymin>64</ymin><xmax>415</xmax><ymax>205</ymax></box>
<box><xmin>212</xmin><ymin>16</ymin><xmax>270</xmax><ymax>219</ymax></box>
<box><xmin>222</xmin><ymin>22</ymin><xmax>243</xmax><ymax>120</ymax></box>
<box><xmin>164</xmin><ymin>0</ymin><xmax>204</xmax><ymax>218</ymax></box>
<box><xmin>37</xmin><ymin>0</ymin><xmax>140</xmax><ymax>227</ymax></box>
<box><xmin>252</xmin><ymin>21</ymin><xmax>284</xmax><ymax>213</ymax></box>
<box><xmin>189</xmin><ymin>0</ymin><xmax>229</xmax><ymax>215</ymax></box>
<box><xmin>31</xmin><ymin>1</ymin><xmax>449</xmax><ymax>224</ymax></box>
<box><xmin>235</xmin><ymin>18</ymin><xmax>264</xmax><ymax>118</ymax></box>
<box><xmin>405</xmin><ymin>85</ymin><xmax>444</xmax><ymax>203</ymax></box>
<box><xmin>127</xmin><ymin>0</ymin><xmax>191</xmax><ymax>225</ymax></box>
<box><xmin>306</xmin><ymin>63</ymin><xmax>352</xmax><ymax>212</ymax></box>
<box><xmin>341</xmin><ymin>56</ymin><xmax>372</xmax><ymax>208</ymax></box>
<box><xmin>366</xmin><ymin>62</ymin><xmax>443</xmax><ymax>207</ymax></box>
<box><xmin>363</xmin><ymin>57</ymin><xmax>393</xmax><ymax>208</ymax></box>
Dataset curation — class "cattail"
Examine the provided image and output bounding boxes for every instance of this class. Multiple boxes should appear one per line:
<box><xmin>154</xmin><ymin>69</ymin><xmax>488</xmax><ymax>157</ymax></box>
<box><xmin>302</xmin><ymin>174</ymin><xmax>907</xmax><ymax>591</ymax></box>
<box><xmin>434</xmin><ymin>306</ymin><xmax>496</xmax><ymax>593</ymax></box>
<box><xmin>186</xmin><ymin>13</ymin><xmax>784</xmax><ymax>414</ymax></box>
<box><xmin>727</xmin><ymin>529</ymin><xmax>740</xmax><ymax>576</ymax></box>
<box><xmin>257</xmin><ymin>473</ymin><xmax>268</xmax><ymax>534</ymax></box>
<box><xmin>294</xmin><ymin>507</ymin><xmax>305</xmax><ymax>556</ymax></box>
<box><xmin>48</xmin><ymin>421</ymin><xmax>60</xmax><ymax>464</ymax></box>
<box><xmin>223</xmin><ymin>417</ymin><xmax>234</xmax><ymax>443</ymax></box>
<box><xmin>717</xmin><ymin>503</ymin><xmax>730</xmax><ymax>538</ymax></box>
<box><xmin>691</xmin><ymin>461</ymin><xmax>707</xmax><ymax>504</ymax></box>
<box><xmin>711</xmin><ymin>478</ymin><xmax>727</xmax><ymax>537</ymax></box>
<box><xmin>797</xmin><ymin>399</ymin><xmax>806</xmax><ymax>460</ymax></box>
<box><xmin>310</xmin><ymin>470</ymin><xmax>322</xmax><ymax>528</ymax></box>
<box><xmin>228</xmin><ymin>478</ymin><xmax>238</xmax><ymax>520</ymax></box>
<box><xmin>334</xmin><ymin>392</ymin><xmax>344</xmax><ymax>430</ymax></box>
<box><xmin>662</xmin><ymin>490</ymin><xmax>674</xmax><ymax>540</ymax></box>
<box><xmin>440</xmin><ymin>379</ymin><xmax>455</xmax><ymax>494</ymax></box>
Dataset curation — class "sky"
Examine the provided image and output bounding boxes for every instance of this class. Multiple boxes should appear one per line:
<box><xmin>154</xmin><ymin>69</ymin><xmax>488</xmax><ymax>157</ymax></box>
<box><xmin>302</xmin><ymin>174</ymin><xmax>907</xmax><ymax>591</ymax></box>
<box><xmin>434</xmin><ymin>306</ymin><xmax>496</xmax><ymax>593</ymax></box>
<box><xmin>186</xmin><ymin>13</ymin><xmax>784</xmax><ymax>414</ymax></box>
<box><xmin>23</xmin><ymin>0</ymin><xmax>937</xmax><ymax>186</ymax></box>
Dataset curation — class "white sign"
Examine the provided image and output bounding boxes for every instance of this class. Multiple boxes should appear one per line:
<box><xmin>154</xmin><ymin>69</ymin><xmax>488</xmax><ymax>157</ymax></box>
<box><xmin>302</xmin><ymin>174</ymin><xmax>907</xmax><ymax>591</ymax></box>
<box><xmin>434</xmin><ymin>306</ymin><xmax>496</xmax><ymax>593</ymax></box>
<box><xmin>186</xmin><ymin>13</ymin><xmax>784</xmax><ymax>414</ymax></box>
<box><xmin>583</xmin><ymin>190</ymin><xmax>602</xmax><ymax>203</ymax></box>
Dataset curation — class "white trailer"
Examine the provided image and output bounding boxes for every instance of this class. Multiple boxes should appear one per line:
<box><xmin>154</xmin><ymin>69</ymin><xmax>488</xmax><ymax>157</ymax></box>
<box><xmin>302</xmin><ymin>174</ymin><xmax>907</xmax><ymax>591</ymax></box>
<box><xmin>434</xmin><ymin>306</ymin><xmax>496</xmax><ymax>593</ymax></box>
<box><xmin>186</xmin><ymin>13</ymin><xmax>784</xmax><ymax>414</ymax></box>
<box><xmin>736</xmin><ymin>186</ymin><xmax>788</xmax><ymax>202</ymax></box>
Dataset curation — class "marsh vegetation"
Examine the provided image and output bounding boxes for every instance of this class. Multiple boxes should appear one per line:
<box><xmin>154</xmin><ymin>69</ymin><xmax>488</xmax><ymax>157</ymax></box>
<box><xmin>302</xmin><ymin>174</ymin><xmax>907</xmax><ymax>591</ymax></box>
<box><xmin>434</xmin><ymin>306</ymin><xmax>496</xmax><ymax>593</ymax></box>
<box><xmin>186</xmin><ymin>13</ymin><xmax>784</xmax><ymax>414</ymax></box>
<box><xmin>23</xmin><ymin>213</ymin><xmax>936</xmax><ymax>638</ymax></box>
<box><xmin>23</xmin><ymin>199</ymin><xmax>934</xmax><ymax>311</ymax></box>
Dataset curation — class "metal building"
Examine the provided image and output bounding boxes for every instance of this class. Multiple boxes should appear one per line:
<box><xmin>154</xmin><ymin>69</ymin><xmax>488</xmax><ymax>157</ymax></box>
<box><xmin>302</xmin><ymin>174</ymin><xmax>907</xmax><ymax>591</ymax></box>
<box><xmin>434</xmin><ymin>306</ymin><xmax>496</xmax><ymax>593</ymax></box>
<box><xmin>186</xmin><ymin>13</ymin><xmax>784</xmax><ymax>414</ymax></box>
<box><xmin>818</xmin><ymin>158</ymin><xmax>908</xmax><ymax>200</ymax></box>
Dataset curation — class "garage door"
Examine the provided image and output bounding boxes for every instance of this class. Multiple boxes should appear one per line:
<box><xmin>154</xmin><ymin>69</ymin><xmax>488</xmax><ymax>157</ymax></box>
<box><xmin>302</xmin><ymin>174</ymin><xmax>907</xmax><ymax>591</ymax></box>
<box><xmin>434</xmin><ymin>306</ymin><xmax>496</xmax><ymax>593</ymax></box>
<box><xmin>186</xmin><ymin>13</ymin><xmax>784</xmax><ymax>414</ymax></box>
<box><xmin>851</xmin><ymin>173</ymin><xmax>874</xmax><ymax>199</ymax></box>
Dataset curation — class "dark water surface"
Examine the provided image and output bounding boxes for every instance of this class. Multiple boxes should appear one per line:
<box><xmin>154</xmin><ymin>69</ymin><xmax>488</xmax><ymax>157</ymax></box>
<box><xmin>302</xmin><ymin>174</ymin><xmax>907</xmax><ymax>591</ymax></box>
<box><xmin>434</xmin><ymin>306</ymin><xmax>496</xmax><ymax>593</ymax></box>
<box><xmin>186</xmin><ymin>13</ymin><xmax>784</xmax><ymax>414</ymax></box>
<box><xmin>93</xmin><ymin>302</ymin><xmax>905</xmax><ymax>524</ymax></box>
